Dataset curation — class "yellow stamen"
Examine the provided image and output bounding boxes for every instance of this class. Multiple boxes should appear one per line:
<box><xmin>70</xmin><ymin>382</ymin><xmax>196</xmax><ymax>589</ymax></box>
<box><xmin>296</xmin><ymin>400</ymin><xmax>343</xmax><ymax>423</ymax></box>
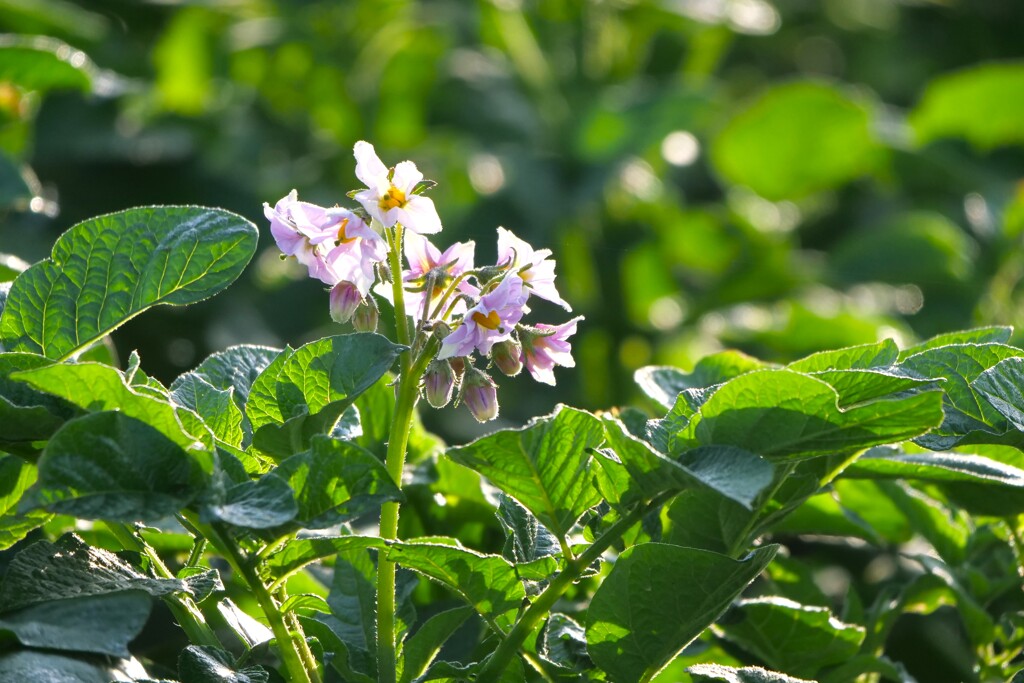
<box><xmin>336</xmin><ymin>218</ymin><xmax>357</xmax><ymax>244</ymax></box>
<box><xmin>379</xmin><ymin>186</ymin><xmax>406</xmax><ymax>211</ymax></box>
<box><xmin>472</xmin><ymin>310</ymin><xmax>502</xmax><ymax>330</ymax></box>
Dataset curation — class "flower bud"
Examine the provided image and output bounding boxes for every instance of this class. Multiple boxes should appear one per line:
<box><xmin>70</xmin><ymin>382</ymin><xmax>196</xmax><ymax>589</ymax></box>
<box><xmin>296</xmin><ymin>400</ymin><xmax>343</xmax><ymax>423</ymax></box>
<box><xmin>353</xmin><ymin>295</ymin><xmax>379</xmax><ymax>332</ymax></box>
<box><xmin>491</xmin><ymin>339</ymin><xmax>522</xmax><ymax>377</ymax></box>
<box><xmin>329</xmin><ymin>281</ymin><xmax>362</xmax><ymax>324</ymax></box>
<box><xmin>423</xmin><ymin>359</ymin><xmax>456</xmax><ymax>408</ymax></box>
<box><xmin>461</xmin><ymin>365</ymin><xmax>499</xmax><ymax>422</ymax></box>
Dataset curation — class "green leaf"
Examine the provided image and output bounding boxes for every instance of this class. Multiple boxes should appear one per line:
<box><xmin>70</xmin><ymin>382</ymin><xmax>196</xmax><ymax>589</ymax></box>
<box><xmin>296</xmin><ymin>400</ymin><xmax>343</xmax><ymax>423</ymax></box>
<box><xmin>173</xmin><ymin>344</ymin><xmax>282</xmax><ymax>438</ymax></box>
<box><xmin>0</xmin><ymin>352</ymin><xmax>78</xmax><ymax>454</ymax></box>
<box><xmin>661</xmin><ymin>487</ymin><xmax>753</xmax><ymax>553</ymax></box>
<box><xmin>387</xmin><ymin>540</ymin><xmax>526</xmax><ymax>635</ymax></box>
<box><xmin>273</xmin><ymin>436</ymin><xmax>402</xmax><ymax>529</ymax></box>
<box><xmin>0</xmin><ymin>591</ymin><xmax>152</xmax><ymax>658</ymax></box>
<box><xmin>0</xmin><ymin>456</ymin><xmax>50</xmax><ymax>550</ymax></box>
<box><xmin>299</xmin><ymin>616</ymin><xmax>376</xmax><ymax>683</ymax></box>
<box><xmin>803</xmin><ymin>368</ymin><xmax>937</xmax><ymax>409</ymax></box>
<box><xmin>398</xmin><ymin>606</ymin><xmax>474</xmax><ymax>683</ymax></box>
<box><xmin>178</xmin><ymin>567</ymin><xmax>223</xmax><ymax>604</ymax></box>
<box><xmin>178</xmin><ymin>646</ymin><xmax>269</xmax><ymax>683</ymax></box>
<box><xmin>675</xmin><ymin>369</ymin><xmax>944</xmax><ymax>461</ymax></box>
<box><xmin>13</xmin><ymin>361</ymin><xmax>214</xmax><ymax>468</ymax></box>
<box><xmin>910</xmin><ymin>62</ymin><xmax>1024</xmax><ymax>148</ymax></box>
<box><xmin>687</xmin><ymin>664</ymin><xmax>815</xmax><ymax>683</ymax></box>
<box><xmin>0</xmin><ymin>533</ymin><xmax>188</xmax><ymax>612</ymax></box>
<box><xmin>599</xmin><ymin>417</ymin><xmax>774</xmax><ymax>512</ymax></box>
<box><xmin>710</xmin><ymin>81</ymin><xmax>879</xmax><ymax>200</ymax></box>
<box><xmin>445</xmin><ymin>406</ymin><xmax>605</xmax><ymax>542</ymax></box>
<box><xmin>0</xmin><ymin>35</ymin><xmax>94</xmax><ymax>93</ymax></box>
<box><xmin>496</xmin><ymin>494</ymin><xmax>559</xmax><ymax>566</ymax></box>
<box><xmin>787</xmin><ymin>339</ymin><xmax>899</xmax><ymax>373</ymax></box>
<box><xmin>717</xmin><ymin>597</ymin><xmax>865</xmax><ymax>678</ymax></box>
<box><xmin>899</xmin><ymin>343</ymin><xmax>1024</xmax><ymax>448</ymax></box>
<box><xmin>0</xmin><ymin>206</ymin><xmax>258</xmax><ymax>360</ymax></box>
<box><xmin>201</xmin><ymin>471</ymin><xmax>297</xmax><ymax>530</ymax></box>
<box><xmin>973</xmin><ymin>356</ymin><xmax>1024</xmax><ymax>433</ymax></box>
<box><xmin>23</xmin><ymin>412</ymin><xmax>207</xmax><ymax>521</ymax></box>
<box><xmin>846</xmin><ymin>447</ymin><xmax>1024</xmax><ymax>488</ymax></box>
<box><xmin>586</xmin><ymin>543</ymin><xmax>778</xmax><ymax>683</ymax></box>
<box><xmin>246</xmin><ymin>334</ymin><xmax>404</xmax><ymax>458</ymax></box>
<box><xmin>0</xmin><ymin>649</ymin><xmax>144</xmax><ymax>683</ymax></box>
<box><xmin>876</xmin><ymin>481</ymin><xmax>968</xmax><ymax>565</ymax></box>
<box><xmin>266</xmin><ymin>535</ymin><xmax>385</xmax><ymax>585</ymax></box>
<box><xmin>538</xmin><ymin>613</ymin><xmax>591</xmax><ymax>673</ymax></box>
<box><xmin>171</xmin><ymin>373</ymin><xmax>245</xmax><ymax>447</ymax></box>
<box><xmin>635</xmin><ymin>351</ymin><xmax>768</xmax><ymax>409</ymax></box>
<box><xmin>898</xmin><ymin>326</ymin><xmax>1013</xmax><ymax>360</ymax></box>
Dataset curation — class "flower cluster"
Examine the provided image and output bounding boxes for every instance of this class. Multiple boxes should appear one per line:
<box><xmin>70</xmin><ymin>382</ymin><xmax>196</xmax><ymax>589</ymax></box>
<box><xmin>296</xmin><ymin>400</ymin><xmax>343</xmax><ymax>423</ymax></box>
<box><xmin>265</xmin><ymin>142</ymin><xmax>580</xmax><ymax>421</ymax></box>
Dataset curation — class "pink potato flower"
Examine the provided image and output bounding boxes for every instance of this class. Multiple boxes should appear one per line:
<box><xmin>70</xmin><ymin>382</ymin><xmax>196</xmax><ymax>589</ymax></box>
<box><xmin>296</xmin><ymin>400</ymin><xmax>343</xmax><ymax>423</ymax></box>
<box><xmin>438</xmin><ymin>275</ymin><xmax>529</xmax><ymax>359</ymax></box>
<box><xmin>520</xmin><ymin>316</ymin><xmax>583</xmax><ymax>385</ymax></box>
<box><xmin>496</xmin><ymin>227</ymin><xmax>571</xmax><ymax>311</ymax></box>
<box><xmin>352</xmin><ymin>141</ymin><xmax>442</xmax><ymax>234</ymax></box>
<box><xmin>265</xmin><ymin>191</ymin><xmax>386</xmax><ymax>293</ymax></box>
<box><xmin>399</xmin><ymin>232</ymin><xmax>478</xmax><ymax>320</ymax></box>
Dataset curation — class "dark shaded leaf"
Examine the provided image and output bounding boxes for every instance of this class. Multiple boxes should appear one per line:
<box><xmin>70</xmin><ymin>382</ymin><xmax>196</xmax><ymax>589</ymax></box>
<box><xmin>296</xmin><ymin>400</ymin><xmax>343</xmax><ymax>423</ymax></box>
<box><xmin>178</xmin><ymin>645</ymin><xmax>269</xmax><ymax>683</ymax></box>
<box><xmin>22</xmin><ymin>412</ymin><xmax>206</xmax><ymax>521</ymax></box>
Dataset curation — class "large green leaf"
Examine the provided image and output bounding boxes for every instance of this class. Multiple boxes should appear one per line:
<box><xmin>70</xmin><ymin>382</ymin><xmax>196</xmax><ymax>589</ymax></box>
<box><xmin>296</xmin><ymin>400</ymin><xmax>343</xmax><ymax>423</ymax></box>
<box><xmin>13</xmin><ymin>361</ymin><xmax>214</xmax><ymax>469</ymax></box>
<box><xmin>673</xmin><ymin>369</ymin><xmax>944</xmax><ymax>461</ymax></box>
<box><xmin>0</xmin><ymin>456</ymin><xmax>50</xmax><ymax>550</ymax></box>
<box><xmin>445</xmin><ymin>406</ymin><xmax>604</xmax><ymax>542</ymax></box>
<box><xmin>899</xmin><ymin>343</ymin><xmax>1024</xmax><ymax>448</ymax></box>
<box><xmin>710</xmin><ymin>81</ymin><xmax>879</xmax><ymax>200</ymax></box>
<box><xmin>387</xmin><ymin>540</ymin><xmax>526</xmax><ymax>635</ymax></box>
<box><xmin>201</xmin><ymin>471</ymin><xmax>297</xmax><ymax>530</ymax></box>
<box><xmin>0</xmin><ymin>206</ymin><xmax>257</xmax><ymax>360</ymax></box>
<box><xmin>273</xmin><ymin>436</ymin><xmax>402</xmax><ymax>529</ymax></box>
<box><xmin>0</xmin><ymin>591</ymin><xmax>152</xmax><ymax>658</ymax></box>
<box><xmin>22</xmin><ymin>412</ymin><xmax>207</xmax><ymax>521</ymax></box>
<box><xmin>635</xmin><ymin>351</ymin><xmax>768</xmax><ymax>410</ymax></box>
<box><xmin>846</xmin><ymin>447</ymin><xmax>1024</xmax><ymax>488</ymax></box>
<box><xmin>0</xmin><ymin>35</ymin><xmax>94</xmax><ymax>93</ymax></box>
<box><xmin>787</xmin><ymin>339</ymin><xmax>898</xmax><ymax>373</ymax></box>
<box><xmin>0</xmin><ymin>533</ymin><xmax>188</xmax><ymax>612</ymax></box>
<box><xmin>585</xmin><ymin>543</ymin><xmax>777</xmax><ymax>683</ymax></box>
<box><xmin>246</xmin><ymin>334</ymin><xmax>404</xmax><ymax>458</ymax></box>
<box><xmin>910</xmin><ymin>62</ymin><xmax>1024</xmax><ymax>148</ymax></box>
<box><xmin>898</xmin><ymin>326</ymin><xmax>1012</xmax><ymax>360</ymax></box>
<box><xmin>717</xmin><ymin>597</ymin><xmax>865</xmax><ymax>678</ymax></box>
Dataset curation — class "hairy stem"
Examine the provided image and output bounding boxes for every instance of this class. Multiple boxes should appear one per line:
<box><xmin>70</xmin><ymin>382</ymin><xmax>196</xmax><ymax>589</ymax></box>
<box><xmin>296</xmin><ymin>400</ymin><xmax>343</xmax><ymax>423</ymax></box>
<box><xmin>475</xmin><ymin>492</ymin><xmax>676</xmax><ymax>682</ymax></box>
<box><xmin>377</xmin><ymin>334</ymin><xmax>440</xmax><ymax>683</ymax></box>
<box><xmin>106</xmin><ymin>522</ymin><xmax>221</xmax><ymax>649</ymax></box>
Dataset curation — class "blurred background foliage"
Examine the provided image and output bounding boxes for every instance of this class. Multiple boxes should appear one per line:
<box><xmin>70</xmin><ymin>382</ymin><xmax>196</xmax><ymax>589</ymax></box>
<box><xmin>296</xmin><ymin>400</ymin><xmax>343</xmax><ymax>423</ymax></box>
<box><xmin>1</xmin><ymin>0</ymin><xmax>1024</xmax><ymax>439</ymax></box>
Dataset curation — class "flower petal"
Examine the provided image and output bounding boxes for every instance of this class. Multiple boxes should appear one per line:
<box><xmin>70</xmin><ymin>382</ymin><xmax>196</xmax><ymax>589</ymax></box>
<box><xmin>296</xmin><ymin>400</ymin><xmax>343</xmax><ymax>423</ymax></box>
<box><xmin>396</xmin><ymin>195</ymin><xmax>442</xmax><ymax>234</ymax></box>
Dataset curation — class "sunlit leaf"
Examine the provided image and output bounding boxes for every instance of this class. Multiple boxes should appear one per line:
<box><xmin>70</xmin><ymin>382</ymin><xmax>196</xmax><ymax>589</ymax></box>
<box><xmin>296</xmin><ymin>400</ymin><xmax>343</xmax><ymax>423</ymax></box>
<box><xmin>0</xmin><ymin>206</ymin><xmax>257</xmax><ymax>361</ymax></box>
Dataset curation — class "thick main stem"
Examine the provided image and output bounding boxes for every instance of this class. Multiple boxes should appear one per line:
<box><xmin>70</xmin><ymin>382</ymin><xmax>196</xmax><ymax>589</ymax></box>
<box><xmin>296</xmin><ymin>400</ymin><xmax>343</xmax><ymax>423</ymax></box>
<box><xmin>475</xmin><ymin>492</ymin><xmax>676</xmax><ymax>682</ymax></box>
<box><xmin>376</xmin><ymin>338</ymin><xmax>438</xmax><ymax>683</ymax></box>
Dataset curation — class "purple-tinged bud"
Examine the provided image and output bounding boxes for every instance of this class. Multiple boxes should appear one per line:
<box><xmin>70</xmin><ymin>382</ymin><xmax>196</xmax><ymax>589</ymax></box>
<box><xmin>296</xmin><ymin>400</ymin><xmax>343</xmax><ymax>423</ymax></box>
<box><xmin>491</xmin><ymin>339</ymin><xmax>523</xmax><ymax>377</ymax></box>
<box><xmin>424</xmin><ymin>359</ymin><xmax>456</xmax><ymax>408</ymax></box>
<box><xmin>353</xmin><ymin>295</ymin><xmax>379</xmax><ymax>332</ymax></box>
<box><xmin>461</xmin><ymin>365</ymin><xmax>499</xmax><ymax>422</ymax></box>
<box><xmin>329</xmin><ymin>281</ymin><xmax>362</xmax><ymax>324</ymax></box>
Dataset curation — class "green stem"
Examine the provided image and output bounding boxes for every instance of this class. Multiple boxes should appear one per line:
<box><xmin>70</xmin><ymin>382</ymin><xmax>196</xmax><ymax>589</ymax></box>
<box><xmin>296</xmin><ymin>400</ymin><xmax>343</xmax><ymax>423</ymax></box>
<box><xmin>377</xmin><ymin>335</ymin><xmax>441</xmax><ymax>683</ymax></box>
<box><xmin>106</xmin><ymin>522</ymin><xmax>221</xmax><ymax>649</ymax></box>
<box><xmin>190</xmin><ymin>517</ymin><xmax>318</xmax><ymax>683</ymax></box>
<box><xmin>475</xmin><ymin>492</ymin><xmax>676</xmax><ymax>683</ymax></box>
<box><xmin>388</xmin><ymin>224</ymin><xmax>412</xmax><ymax>374</ymax></box>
